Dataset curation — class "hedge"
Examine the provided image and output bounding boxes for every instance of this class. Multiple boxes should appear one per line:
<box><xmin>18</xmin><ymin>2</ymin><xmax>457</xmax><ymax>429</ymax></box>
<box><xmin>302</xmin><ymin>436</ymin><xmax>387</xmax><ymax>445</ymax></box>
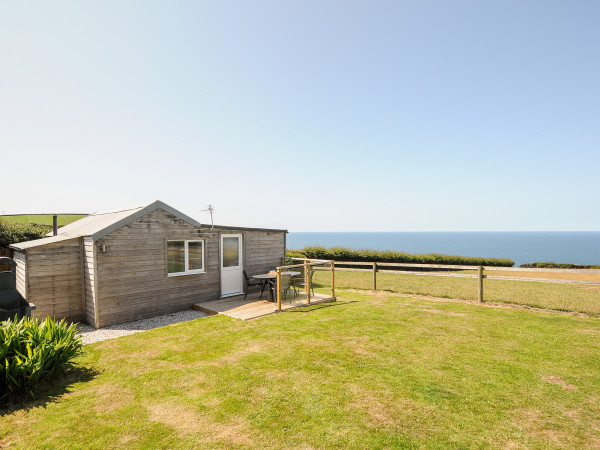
<box><xmin>0</xmin><ymin>219</ymin><xmax>51</xmax><ymax>248</ymax></box>
<box><xmin>287</xmin><ymin>246</ymin><xmax>514</xmax><ymax>267</ymax></box>
<box><xmin>520</xmin><ymin>262</ymin><xmax>600</xmax><ymax>269</ymax></box>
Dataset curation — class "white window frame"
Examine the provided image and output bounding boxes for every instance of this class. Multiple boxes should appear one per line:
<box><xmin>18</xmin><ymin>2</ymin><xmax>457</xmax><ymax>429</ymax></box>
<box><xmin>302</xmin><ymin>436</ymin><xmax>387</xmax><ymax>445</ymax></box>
<box><xmin>167</xmin><ymin>239</ymin><xmax>205</xmax><ymax>277</ymax></box>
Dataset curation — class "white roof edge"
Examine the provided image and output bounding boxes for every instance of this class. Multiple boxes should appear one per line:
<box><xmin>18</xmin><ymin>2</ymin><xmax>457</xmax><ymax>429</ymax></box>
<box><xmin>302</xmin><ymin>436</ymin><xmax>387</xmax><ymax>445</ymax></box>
<box><xmin>90</xmin><ymin>200</ymin><xmax>202</xmax><ymax>240</ymax></box>
<box><xmin>86</xmin><ymin>205</ymin><xmax>146</xmax><ymax>216</ymax></box>
<box><xmin>10</xmin><ymin>235</ymin><xmax>80</xmax><ymax>250</ymax></box>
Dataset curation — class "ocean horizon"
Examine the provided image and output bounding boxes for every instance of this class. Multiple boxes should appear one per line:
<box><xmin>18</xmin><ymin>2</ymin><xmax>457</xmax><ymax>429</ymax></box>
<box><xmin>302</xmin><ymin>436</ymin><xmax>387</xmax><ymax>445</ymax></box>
<box><xmin>286</xmin><ymin>231</ymin><xmax>600</xmax><ymax>266</ymax></box>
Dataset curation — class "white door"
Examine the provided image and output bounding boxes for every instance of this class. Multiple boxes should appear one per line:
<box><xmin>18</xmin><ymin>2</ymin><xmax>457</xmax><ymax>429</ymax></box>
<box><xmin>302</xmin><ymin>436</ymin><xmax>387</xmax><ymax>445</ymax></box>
<box><xmin>221</xmin><ymin>234</ymin><xmax>243</xmax><ymax>297</ymax></box>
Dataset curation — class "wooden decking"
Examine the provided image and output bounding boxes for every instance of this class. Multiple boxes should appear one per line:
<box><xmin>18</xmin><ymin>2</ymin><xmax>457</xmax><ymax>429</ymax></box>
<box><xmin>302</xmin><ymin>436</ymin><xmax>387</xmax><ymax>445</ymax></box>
<box><xmin>192</xmin><ymin>290</ymin><xmax>335</xmax><ymax>320</ymax></box>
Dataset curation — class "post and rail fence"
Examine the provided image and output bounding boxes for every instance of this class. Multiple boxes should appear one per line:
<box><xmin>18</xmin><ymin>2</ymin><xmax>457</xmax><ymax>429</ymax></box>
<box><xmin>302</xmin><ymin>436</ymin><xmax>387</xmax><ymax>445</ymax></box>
<box><xmin>283</xmin><ymin>256</ymin><xmax>600</xmax><ymax>305</ymax></box>
<box><xmin>275</xmin><ymin>259</ymin><xmax>336</xmax><ymax>312</ymax></box>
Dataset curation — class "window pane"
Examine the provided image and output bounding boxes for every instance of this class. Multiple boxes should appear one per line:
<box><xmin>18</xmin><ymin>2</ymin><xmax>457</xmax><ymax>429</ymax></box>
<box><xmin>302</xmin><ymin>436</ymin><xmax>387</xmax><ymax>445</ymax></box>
<box><xmin>188</xmin><ymin>241</ymin><xmax>204</xmax><ymax>271</ymax></box>
<box><xmin>222</xmin><ymin>236</ymin><xmax>239</xmax><ymax>267</ymax></box>
<box><xmin>167</xmin><ymin>241</ymin><xmax>185</xmax><ymax>273</ymax></box>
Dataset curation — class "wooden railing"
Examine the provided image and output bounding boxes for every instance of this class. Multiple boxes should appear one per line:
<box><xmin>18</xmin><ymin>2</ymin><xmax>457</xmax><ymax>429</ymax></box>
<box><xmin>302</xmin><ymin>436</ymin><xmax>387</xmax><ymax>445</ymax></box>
<box><xmin>285</xmin><ymin>257</ymin><xmax>600</xmax><ymax>304</ymax></box>
<box><xmin>276</xmin><ymin>259</ymin><xmax>336</xmax><ymax>311</ymax></box>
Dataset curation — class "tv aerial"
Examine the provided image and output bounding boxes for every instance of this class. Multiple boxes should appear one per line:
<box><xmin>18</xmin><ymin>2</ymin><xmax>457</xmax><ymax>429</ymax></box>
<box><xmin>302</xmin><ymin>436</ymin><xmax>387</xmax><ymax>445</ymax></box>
<box><xmin>200</xmin><ymin>204</ymin><xmax>215</xmax><ymax>230</ymax></box>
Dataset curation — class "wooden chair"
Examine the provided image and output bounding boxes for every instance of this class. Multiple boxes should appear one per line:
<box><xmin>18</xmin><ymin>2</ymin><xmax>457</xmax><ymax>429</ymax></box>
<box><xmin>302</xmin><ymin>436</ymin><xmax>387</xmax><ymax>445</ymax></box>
<box><xmin>243</xmin><ymin>270</ymin><xmax>263</xmax><ymax>300</ymax></box>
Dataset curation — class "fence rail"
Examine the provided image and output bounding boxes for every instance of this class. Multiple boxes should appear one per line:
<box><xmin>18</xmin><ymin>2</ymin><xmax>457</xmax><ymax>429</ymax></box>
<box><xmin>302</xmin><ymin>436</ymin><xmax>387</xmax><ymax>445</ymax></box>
<box><xmin>320</xmin><ymin>260</ymin><xmax>600</xmax><ymax>274</ymax></box>
<box><xmin>286</xmin><ymin>257</ymin><xmax>600</xmax><ymax>304</ymax></box>
<box><xmin>276</xmin><ymin>259</ymin><xmax>336</xmax><ymax>311</ymax></box>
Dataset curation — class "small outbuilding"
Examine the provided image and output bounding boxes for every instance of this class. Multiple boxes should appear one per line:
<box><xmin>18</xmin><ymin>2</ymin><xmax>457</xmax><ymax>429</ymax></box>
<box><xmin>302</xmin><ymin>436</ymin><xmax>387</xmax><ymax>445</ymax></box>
<box><xmin>10</xmin><ymin>201</ymin><xmax>286</xmax><ymax>328</ymax></box>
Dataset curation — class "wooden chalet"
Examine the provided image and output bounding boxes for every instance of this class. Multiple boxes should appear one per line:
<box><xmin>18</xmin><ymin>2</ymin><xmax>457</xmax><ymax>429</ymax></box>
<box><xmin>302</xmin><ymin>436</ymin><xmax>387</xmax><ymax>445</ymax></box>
<box><xmin>10</xmin><ymin>201</ymin><xmax>286</xmax><ymax>328</ymax></box>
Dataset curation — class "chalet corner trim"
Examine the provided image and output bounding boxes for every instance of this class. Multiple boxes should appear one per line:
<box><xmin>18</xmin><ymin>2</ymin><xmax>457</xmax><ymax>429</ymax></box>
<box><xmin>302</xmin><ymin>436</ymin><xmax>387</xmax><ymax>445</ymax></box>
<box><xmin>93</xmin><ymin>240</ymin><xmax>100</xmax><ymax>329</ymax></box>
<box><xmin>79</xmin><ymin>238</ymin><xmax>86</xmax><ymax>315</ymax></box>
<box><xmin>24</xmin><ymin>249</ymin><xmax>29</xmax><ymax>299</ymax></box>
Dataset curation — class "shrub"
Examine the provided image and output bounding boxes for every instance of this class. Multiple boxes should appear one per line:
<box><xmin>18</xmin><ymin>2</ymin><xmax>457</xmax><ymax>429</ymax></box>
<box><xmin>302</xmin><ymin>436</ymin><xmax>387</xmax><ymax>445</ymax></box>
<box><xmin>0</xmin><ymin>316</ymin><xmax>83</xmax><ymax>397</ymax></box>
<box><xmin>520</xmin><ymin>262</ymin><xmax>600</xmax><ymax>269</ymax></box>
<box><xmin>0</xmin><ymin>219</ymin><xmax>52</xmax><ymax>248</ymax></box>
<box><xmin>286</xmin><ymin>249</ymin><xmax>306</xmax><ymax>260</ymax></box>
<box><xmin>287</xmin><ymin>246</ymin><xmax>514</xmax><ymax>267</ymax></box>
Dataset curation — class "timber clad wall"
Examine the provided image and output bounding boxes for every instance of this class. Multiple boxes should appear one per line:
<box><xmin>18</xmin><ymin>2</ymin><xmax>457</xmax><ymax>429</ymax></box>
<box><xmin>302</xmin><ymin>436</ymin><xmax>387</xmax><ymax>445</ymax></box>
<box><xmin>82</xmin><ymin>237</ymin><xmax>97</xmax><ymax>327</ymax></box>
<box><xmin>26</xmin><ymin>238</ymin><xmax>85</xmax><ymax>322</ymax></box>
<box><xmin>94</xmin><ymin>209</ymin><xmax>222</xmax><ymax>327</ymax></box>
<box><xmin>243</xmin><ymin>231</ymin><xmax>285</xmax><ymax>277</ymax></box>
<box><xmin>13</xmin><ymin>250</ymin><xmax>27</xmax><ymax>298</ymax></box>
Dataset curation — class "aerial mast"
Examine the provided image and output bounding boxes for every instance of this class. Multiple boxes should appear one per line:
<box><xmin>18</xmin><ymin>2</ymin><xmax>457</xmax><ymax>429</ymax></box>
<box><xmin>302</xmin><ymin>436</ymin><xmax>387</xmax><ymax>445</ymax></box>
<box><xmin>200</xmin><ymin>204</ymin><xmax>215</xmax><ymax>230</ymax></box>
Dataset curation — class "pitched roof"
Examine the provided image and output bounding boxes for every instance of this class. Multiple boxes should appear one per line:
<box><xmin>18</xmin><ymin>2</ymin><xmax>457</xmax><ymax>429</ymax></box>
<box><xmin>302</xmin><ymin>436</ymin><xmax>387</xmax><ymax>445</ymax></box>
<box><xmin>11</xmin><ymin>201</ymin><xmax>201</xmax><ymax>250</ymax></box>
<box><xmin>10</xmin><ymin>200</ymin><xmax>286</xmax><ymax>250</ymax></box>
<box><xmin>45</xmin><ymin>205</ymin><xmax>147</xmax><ymax>238</ymax></box>
<box><xmin>50</xmin><ymin>200</ymin><xmax>202</xmax><ymax>240</ymax></box>
<box><xmin>10</xmin><ymin>234</ymin><xmax>80</xmax><ymax>250</ymax></box>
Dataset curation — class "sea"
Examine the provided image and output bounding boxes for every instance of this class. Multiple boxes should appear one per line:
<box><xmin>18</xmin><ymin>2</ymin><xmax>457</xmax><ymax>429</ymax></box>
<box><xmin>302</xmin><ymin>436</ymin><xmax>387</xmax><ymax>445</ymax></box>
<box><xmin>286</xmin><ymin>232</ymin><xmax>600</xmax><ymax>266</ymax></box>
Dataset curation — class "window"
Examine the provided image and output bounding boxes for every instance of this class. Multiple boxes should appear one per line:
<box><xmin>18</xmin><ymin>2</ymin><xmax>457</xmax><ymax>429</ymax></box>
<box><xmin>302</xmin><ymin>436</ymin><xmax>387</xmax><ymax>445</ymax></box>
<box><xmin>222</xmin><ymin>236</ymin><xmax>240</xmax><ymax>267</ymax></box>
<box><xmin>167</xmin><ymin>240</ymin><xmax>205</xmax><ymax>276</ymax></box>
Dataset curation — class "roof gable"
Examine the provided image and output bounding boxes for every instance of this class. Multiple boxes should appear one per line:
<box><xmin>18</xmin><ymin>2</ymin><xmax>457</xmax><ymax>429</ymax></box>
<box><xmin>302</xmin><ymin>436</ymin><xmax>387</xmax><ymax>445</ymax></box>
<box><xmin>51</xmin><ymin>200</ymin><xmax>202</xmax><ymax>241</ymax></box>
<box><xmin>11</xmin><ymin>200</ymin><xmax>286</xmax><ymax>250</ymax></box>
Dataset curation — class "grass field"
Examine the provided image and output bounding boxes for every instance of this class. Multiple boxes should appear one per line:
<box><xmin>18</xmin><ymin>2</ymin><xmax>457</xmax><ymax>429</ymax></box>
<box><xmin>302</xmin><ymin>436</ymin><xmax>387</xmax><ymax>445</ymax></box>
<box><xmin>315</xmin><ymin>270</ymin><xmax>600</xmax><ymax>316</ymax></box>
<box><xmin>0</xmin><ymin>214</ymin><xmax>87</xmax><ymax>226</ymax></box>
<box><xmin>1</xmin><ymin>290</ymin><xmax>600</xmax><ymax>448</ymax></box>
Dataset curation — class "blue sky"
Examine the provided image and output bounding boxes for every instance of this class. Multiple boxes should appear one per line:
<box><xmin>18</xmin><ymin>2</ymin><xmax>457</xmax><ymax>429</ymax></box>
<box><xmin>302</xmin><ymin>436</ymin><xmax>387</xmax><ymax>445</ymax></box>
<box><xmin>1</xmin><ymin>1</ymin><xmax>598</xmax><ymax>231</ymax></box>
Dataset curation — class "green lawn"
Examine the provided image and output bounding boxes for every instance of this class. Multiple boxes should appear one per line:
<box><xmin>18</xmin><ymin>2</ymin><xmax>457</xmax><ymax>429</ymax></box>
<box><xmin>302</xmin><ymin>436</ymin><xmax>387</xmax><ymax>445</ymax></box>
<box><xmin>1</xmin><ymin>290</ymin><xmax>600</xmax><ymax>448</ymax></box>
<box><xmin>0</xmin><ymin>214</ymin><xmax>87</xmax><ymax>226</ymax></box>
<box><xmin>317</xmin><ymin>270</ymin><xmax>600</xmax><ymax>316</ymax></box>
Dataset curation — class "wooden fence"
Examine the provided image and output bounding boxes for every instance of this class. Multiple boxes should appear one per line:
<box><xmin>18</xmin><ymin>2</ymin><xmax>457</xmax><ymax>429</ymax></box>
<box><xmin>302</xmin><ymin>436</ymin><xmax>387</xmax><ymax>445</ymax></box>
<box><xmin>275</xmin><ymin>260</ymin><xmax>335</xmax><ymax>311</ymax></box>
<box><xmin>288</xmin><ymin>257</ymin><xmax>600</xmax><ymax>304</ymax></box>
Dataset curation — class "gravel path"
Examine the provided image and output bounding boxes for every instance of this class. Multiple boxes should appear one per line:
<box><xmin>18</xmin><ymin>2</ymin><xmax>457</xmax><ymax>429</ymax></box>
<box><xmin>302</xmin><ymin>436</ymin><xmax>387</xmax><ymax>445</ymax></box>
<box><xmin>77</xmin><ymin>309</ymin><xmax>209</xmax><ymax>344</ymax></box>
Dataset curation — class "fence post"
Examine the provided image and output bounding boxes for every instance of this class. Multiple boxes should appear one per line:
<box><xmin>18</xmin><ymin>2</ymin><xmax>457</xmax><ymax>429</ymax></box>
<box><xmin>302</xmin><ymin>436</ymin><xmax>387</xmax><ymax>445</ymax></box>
<box><xmin>331</xmin><ymin>261</ymin><xmax>336</xmax><ymax>300</ymax></box>
<box><xmin>276</xmin><ymin>268</ymin><xmax>282</xmax><ymax>311</ymax></box>
<box><xmin>478</xmin><ymin>266</ymin><xmax>484</xmax><ymax>303</ymax></box>
<box><xmin>373</xmin><ymin>262</ymin><xmax>377</xmax><ymax>291</ymax></box>
<box><xmin>305</xmin><ymin>260</ymin><xmax>311</xmax><ymax>305</ymax></box>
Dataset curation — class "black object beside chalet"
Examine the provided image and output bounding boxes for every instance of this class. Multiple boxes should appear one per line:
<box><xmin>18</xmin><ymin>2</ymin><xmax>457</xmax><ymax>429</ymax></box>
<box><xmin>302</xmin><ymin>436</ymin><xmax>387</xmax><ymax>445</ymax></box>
<box><xmin>0</xmin><ymin>257</ymin><xmax>35</xmax><ymax>321</ymax></box>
